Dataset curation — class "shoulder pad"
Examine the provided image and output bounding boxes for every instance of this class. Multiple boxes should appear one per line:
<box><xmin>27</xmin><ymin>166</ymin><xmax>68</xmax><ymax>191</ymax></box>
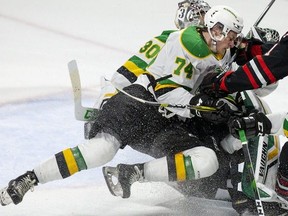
<box><xmin>181</xmin><ymin>26</ymin><xmax>211</xmax><ymax>58</ymax></box>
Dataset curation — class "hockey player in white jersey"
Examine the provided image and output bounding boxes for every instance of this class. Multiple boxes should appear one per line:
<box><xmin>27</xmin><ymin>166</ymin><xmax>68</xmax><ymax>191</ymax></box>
<box><xmin>0</xmin><ymin>0</ymin><xmax>218</xmax><ymax>206</ymax></box>
<box><xmin>1</xmin><ymin>3</ymin><xmax>287</xmax><ymax>215</ymax></box>
<box><xmin>102</xmin><ymin>90</ymin><xmax>288</xmax><ymax>215</ymax></box>
<box><xmin>93</xmin><ymin>0</ymin><xmax>210</xmax><ymax>110</ymax></box>
<box><xmin>100</xmin><ymin>3</ymin><xmax>288</xmax><ymax>215</ymax></box>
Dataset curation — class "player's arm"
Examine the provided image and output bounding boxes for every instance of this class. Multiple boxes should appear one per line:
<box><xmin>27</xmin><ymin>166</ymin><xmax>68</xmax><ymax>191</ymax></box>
<box><xmin>235</xmin><ymin>37</ymin><xmax>275</xmax><ymax>66</ymax></box>
<box><xmin>200</xmin><ymin>32</ymin><xmax>288</xmax><ymax>95</ymax></box>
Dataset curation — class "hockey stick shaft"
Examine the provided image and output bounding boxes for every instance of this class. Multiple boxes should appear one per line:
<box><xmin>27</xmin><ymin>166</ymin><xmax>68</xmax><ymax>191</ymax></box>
<box><xmin>114</xmin><ymin>83</ymin><xmax>217</xmax><ymax>112</ymax></box>
<box><xmin>254</xmin><ymin>0</ymin><xmax>276</xmax><ymax>27</ymax></box>
<box><xmin>239</xmin><ymin>130</ymin><xmax>265</xmax><ymax>216</ymax></box>
<box><xmin>68</xmin><ymin>60</ymin><xmax>218</xmax><ymax>121</ymax></box>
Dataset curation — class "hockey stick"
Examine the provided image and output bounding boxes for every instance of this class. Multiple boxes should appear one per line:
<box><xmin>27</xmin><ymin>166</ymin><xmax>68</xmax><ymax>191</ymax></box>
<box><xmin>68</xmin><ymin>60</ymin><xmax>219</xmax><ymax>121</ymax></box>
<box><xmin>114</xmin><ymin>83</ymin><xmax>217</xmax><ymax>112</ymax></box>
<box><xmin>69</xmin><ymin>1</ymin><xmax>277</xmax><ymax>121</ymax></box>
<box><xmin>239</xmin><ymin>130</ymin><xmax>265</xmax><ymax>216</ymax></box>
<box><xmin>222</xmin><ymin>0</ymin><xmax>277</xmax><ymax>73</ymax></box>
<box><xmin>68</xmin><ymin>60</ymin><xmax>98</xmax><ymax>121</ymax></box>
<box><xmin>253</xmin><ymin>0</ymin><xmax>276</xmax><ymax>27</ymax></box>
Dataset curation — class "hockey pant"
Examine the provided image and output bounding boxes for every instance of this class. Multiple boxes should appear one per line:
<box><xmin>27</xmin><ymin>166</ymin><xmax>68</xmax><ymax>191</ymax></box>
<box><xmin>33</xmin><ymin>84</ymin><xmax>216</xmax><ymax>183</ymax></box>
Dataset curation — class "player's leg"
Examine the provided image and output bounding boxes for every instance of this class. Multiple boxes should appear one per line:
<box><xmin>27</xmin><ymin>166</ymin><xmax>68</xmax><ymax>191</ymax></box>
<box><xmin>103</xmin><ymin>146</ymin><xmax>219</xmax><ymax>198</ymax></box>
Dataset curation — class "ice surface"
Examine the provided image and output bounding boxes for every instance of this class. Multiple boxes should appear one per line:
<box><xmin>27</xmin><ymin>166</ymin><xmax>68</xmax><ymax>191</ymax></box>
<box><xmin>0</xmin><ymin>0</ymin><xmax>288</xmax><ymax>215</ymax></box>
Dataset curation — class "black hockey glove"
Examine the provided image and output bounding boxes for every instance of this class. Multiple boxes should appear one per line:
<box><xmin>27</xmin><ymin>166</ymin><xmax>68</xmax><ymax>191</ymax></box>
<box><xmin>190</xmin><ymin>93</ymin><xmax>237</xmax><ymax>124</ymax></box>
<box><xmin>235</xmin><ymin>37</ymin><xmax>264</xmax><ymax>66</ymax></box>
<box><xmin>228</xmin><ymin>111</ymin><xmax>272</xmax><ymax>139</ymax></box>
<box><xmin>198</xmin><ymin>72</ymin><xmax>228</xmax><ymax>98</ymax></box>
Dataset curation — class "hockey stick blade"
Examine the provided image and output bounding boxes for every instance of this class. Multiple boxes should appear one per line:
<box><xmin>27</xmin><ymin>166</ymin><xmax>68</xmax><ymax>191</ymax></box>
<box><xmin>239</xmin><ymin>130</ymin><xmax>265</xmax><ymax>216</ymax></box>
<box><xmin>68</xmin><ymin>60</ymin><xmax>98</xmax><ymax>121</ymax></box>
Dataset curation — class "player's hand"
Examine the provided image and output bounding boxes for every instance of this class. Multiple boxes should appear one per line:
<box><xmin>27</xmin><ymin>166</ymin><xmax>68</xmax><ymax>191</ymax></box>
<box><xmin>229</xmin><ymin>111</ymin><xmax>272</xmax><ymax>139</ymax></box>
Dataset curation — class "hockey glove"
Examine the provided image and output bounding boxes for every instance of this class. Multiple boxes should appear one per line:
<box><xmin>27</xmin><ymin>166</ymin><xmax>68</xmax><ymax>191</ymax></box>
<box><xmin>198</xmin><ymin>72</ymin><xmax>228</xmax><ymax>98</ymax></box>
<box><xmin>190</xmin><ymin>93</ymin><xmax>237</xmax><ymax>124</ymax></box>
<box><xmin>235</xmin><ymin>37</ymin><xmax>264</xmax><ymax>66</ymax></box>
<box><xmin>228</xmin><ymin>111</ymin><xmax>272</xmax><ymax>139</ymax></box>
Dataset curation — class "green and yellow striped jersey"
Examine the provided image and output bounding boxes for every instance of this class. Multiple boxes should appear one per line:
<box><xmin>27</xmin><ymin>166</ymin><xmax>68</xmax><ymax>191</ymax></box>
<box><xmin>145</xmin><ymin>26</ymin><xmax>234</xmax><ymax>118</ymax></box>
<box><xmin>111</xmin><ymin>30</ymin><xmax>176</xmax><ymax>89</ymax></box>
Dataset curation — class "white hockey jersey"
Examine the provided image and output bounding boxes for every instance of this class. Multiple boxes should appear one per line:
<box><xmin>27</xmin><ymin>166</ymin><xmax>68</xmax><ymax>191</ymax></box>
<box><xmin>144</xmin><ymin>26</ymin><xmax>234</xmax><ymax>118</ymax></box>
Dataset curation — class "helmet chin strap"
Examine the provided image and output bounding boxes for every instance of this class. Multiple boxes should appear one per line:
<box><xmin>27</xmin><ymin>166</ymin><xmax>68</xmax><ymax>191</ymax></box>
<box><xmin>207</xmin><ymin>28</ymin><xmax>225</xmax><ymax>53</ymax></box>
<box><xmin>210</xmin><ymin>39</ymin><xmax>218</xmax><ymax>53</ymax></box>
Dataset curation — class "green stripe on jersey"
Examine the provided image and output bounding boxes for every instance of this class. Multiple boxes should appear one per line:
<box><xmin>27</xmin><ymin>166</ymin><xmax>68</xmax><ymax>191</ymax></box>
<box><xmin>181</xmin><ymin>26</ymin><xmax>211</xmax><ymax>58</ymax></box>
<box><xmin>155</xmin><ymin>30</ymin><xmax>176</xmax><ymax>43</ymax></box>
<box><xmin>158</xmin><ymin>79</ymin><xmax>192</xmax><ymax>92</ymax></box>
<box><xmin>284</xmin><ymin>117</ymin><xmax>288</xmax><ymax>137</ymax></box>
<box><xmin>128</xmin><ymin>55</ymin><xmax>148</xmax><ymax>71</ymax></box>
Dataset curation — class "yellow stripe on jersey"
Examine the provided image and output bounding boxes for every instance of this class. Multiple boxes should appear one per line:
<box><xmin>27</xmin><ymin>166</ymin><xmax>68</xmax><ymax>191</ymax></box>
<box><xmin>123</xmin><ymin>61</ymin><xmax>146</xmax><ymax>77</ymax></box>
<box><xmin>175</xmin><ymin>153</ymin><xmax>186</xmax><ymax>181</ymax></box>
<box><xmin>104</xmin><ymin>92</ymin><xmax>118</xmax><ymax>98</ymax></box>
<box><xmin>155</xmin><ymin>83</ymin><xmax>180</xmax><ymax>91</ymax></box>
<box><xmin>63</xmin><ymin>148</ymin><xmax>79</xmax><ymax>175</ymax></box>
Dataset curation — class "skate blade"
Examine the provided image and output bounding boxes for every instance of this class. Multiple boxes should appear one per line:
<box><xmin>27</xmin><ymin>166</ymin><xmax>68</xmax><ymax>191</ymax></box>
<box><xmin>0</xmin><ymin>187</ymin><xmax>13</xmax><ymax>206</ymax></box>
<box><xmin>102</xmin><ymin>166</ymin><xmax>123</xmax><ymax>197</ymax></box>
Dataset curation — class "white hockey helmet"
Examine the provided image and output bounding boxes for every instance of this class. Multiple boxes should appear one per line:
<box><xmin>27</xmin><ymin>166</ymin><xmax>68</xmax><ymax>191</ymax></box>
<box><xmin>204</xmin><ymin>5</ymin><xmax>244</xmax><ymax>41</ymax></box>
<box><xmin>175</xmin><ymin>0</ymin><xmax>211</xmax><ymax>29</ymax></box>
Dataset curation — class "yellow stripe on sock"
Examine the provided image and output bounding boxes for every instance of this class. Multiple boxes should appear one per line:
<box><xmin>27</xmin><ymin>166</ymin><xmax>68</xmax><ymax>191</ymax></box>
<box><xmin>174</xmin><ymin>153</ymin><xmax>186</xmax><ymax>181</ymax></box>
<box><xmin>63</xmin><ymin>148</ymin><xmax>79</xmax><ymax>175</ymax></box>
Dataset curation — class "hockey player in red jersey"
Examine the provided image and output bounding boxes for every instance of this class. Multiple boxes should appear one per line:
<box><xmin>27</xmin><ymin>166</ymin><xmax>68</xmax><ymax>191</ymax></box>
<box><xmin>199</xmin><ymin>31</ymin><xmax>288</xmax><ymax>96</ymax></box>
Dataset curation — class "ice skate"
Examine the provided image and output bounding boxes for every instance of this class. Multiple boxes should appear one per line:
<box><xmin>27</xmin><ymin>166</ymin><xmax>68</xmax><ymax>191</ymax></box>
<box><xmin>102</xmin><ymin>163</ymin><xmax>144</xmax><ymax>198</ymax></box>
<box><xmin>0</xmin><ymin>171</ymin><xmax>38</xmax><ymax>206</ymax></box>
